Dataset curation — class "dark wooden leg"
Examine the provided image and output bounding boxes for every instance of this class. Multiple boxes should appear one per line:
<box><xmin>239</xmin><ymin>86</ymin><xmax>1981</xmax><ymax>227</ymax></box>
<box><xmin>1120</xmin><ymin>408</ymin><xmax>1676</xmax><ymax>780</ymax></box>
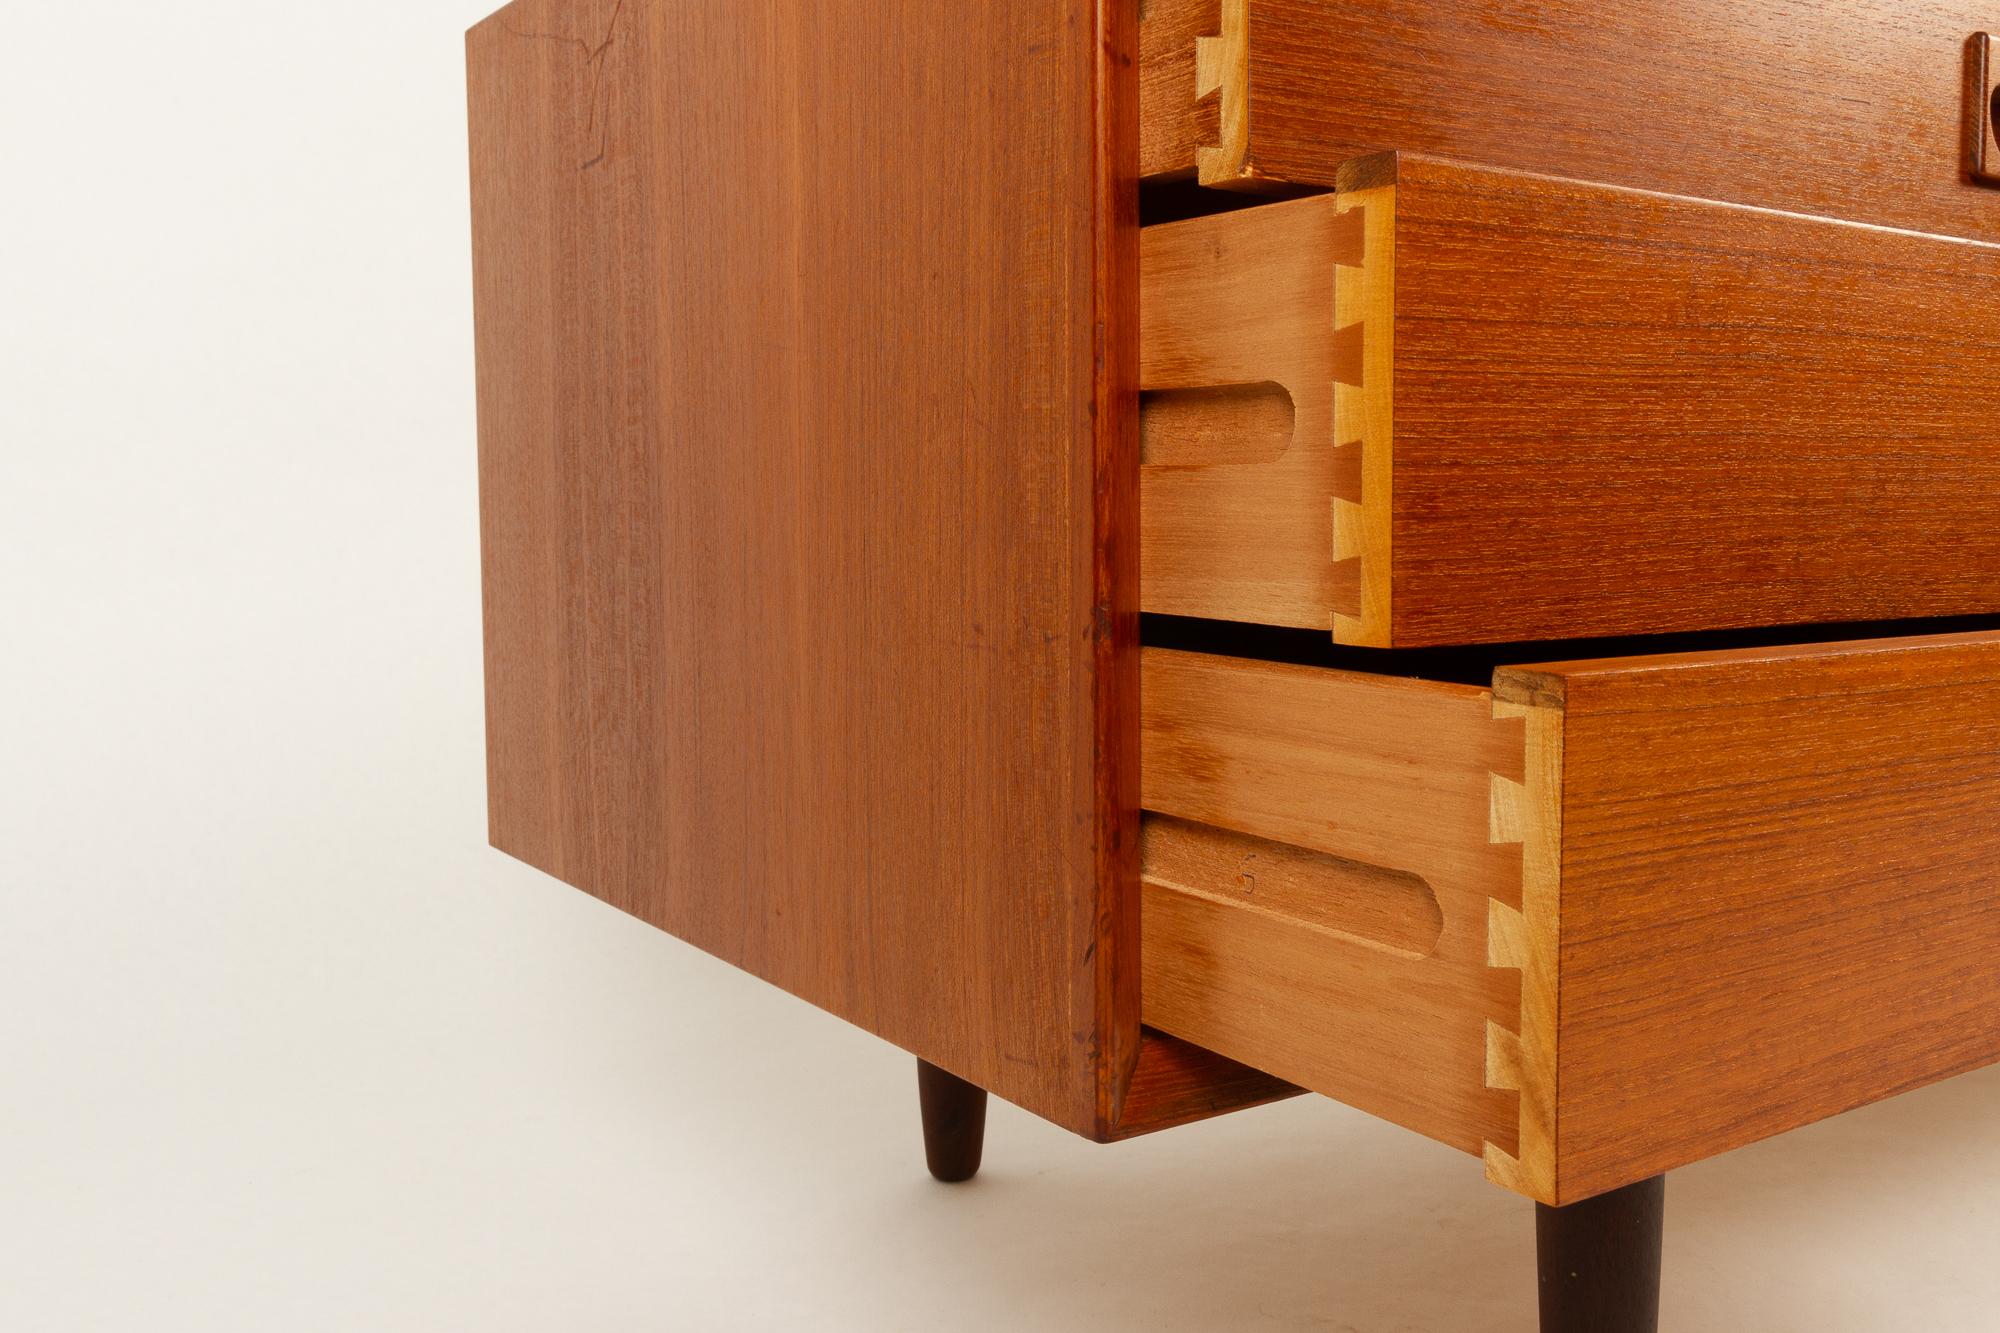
<box><xmin>1536</xmin><ymin>1174</ymin><xmax>1665</xmax><ymax>1333</ymax></box>
<box><xmin>916</xmin><ymin>1059</ymin><xmax>988</xmax><ymax>1183</ymax></box>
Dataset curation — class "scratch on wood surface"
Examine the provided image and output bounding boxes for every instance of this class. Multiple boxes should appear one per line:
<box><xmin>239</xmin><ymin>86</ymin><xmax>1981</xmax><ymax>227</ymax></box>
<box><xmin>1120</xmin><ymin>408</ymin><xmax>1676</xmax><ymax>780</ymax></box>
<box><xmin>504</xmin><ymin>0</ymin><xmax>627</xmax><ymax>170</ymax></box>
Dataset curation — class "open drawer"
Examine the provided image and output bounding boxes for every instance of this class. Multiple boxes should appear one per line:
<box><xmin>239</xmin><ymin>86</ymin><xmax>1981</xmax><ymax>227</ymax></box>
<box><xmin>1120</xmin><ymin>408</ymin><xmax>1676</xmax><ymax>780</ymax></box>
<box><xmin>1140</xmin><ymin>633</ymin><xmax>2000</xmax><ymax>1205</ymax></box>
<box><xmin>1141</xmin><ymin>154</ymin><xmax>2000</xmax><ymax>646</ymax></box>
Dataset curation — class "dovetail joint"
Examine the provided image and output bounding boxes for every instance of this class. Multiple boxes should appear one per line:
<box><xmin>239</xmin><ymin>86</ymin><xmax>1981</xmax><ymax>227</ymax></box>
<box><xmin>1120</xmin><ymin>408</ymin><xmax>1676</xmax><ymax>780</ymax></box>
<box><xmin>1483</xmin><ymin>698</ymin><xmax>1561</xmax><ymax>1205</ymax></box>
<box><xmin>1486</xmin><ymin>897</ymin><xmax>1526</xmax><ymax>971</ymax></box>
<box><xmin>1329</xmin><ymin>186</ymin><xmax>1395</xmax><ymax>648</ymax></box>
<box><xmin>1193</xmin><ymin>0</ymin><xmax>1252</xmax><ymax>186</ymax></box>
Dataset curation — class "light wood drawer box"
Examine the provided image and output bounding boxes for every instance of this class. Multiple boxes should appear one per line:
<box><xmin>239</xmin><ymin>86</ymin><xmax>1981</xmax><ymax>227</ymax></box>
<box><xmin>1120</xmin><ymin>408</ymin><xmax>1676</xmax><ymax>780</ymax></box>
<box><xmin>1141</xmin><ymin>633</ymin><xmax>2000</xmax><ymax>1206</ymax></box>
<box><xmin>1141</xmin><ymin>154</ymin><xmax>2000</xmax><ymax>646</ymax></box>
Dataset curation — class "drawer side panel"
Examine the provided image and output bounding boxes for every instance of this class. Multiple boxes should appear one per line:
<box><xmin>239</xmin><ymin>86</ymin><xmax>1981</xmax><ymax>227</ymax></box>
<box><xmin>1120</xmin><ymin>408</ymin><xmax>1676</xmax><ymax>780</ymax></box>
<box><xmin>1139</xmin><ymin>188</ymin><xmax>1393</xmax><ymax>635</ymax></box>
<box><xmin>1140</xmin><ymin>649</ymin><xmax>1525</xmax><ymax>1154</ymax></box>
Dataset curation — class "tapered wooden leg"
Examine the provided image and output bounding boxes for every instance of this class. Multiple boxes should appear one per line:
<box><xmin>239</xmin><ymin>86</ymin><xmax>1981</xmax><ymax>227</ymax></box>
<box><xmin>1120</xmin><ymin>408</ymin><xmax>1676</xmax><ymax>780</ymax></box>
<box><xmin>1536</xmin><ymin>1174</ymin><xmax>1665</xmax><ymax>1333</ymax></box>
<box><xmin>916</xmin><ymin>1059</ymin><xmax>988</xmax><ymax>1183</ymax></box>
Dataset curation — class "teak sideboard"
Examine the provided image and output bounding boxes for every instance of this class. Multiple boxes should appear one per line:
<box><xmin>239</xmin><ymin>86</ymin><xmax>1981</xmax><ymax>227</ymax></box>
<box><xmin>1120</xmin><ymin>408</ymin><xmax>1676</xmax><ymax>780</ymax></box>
<box><xmin>466</xmin><ymin>3</ymin><xmax>2000</xmax><ymax>1328</ymax></box>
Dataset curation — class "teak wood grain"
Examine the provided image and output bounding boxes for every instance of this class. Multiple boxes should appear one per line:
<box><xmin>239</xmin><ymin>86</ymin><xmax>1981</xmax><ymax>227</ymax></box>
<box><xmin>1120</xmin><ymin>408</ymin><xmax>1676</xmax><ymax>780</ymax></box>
<box><xmin>466</xmin><ymin>0</ymin><xmax>1239</xmax><ymax>1138</ymax></box>
<box><xmin>1499</xmin><ymin>632</ymin><xmax>2000</xmax><ymax>1203</ymax></box>
<box><xmin>1140</xmin><ymin>0</ymin><xmax>2000</xmax><ymax>243</ymax></box>
<box><xmin>1141</xmin><ymin>155</ymin><xmax>2000</xmax><ymax>645</ymax></box>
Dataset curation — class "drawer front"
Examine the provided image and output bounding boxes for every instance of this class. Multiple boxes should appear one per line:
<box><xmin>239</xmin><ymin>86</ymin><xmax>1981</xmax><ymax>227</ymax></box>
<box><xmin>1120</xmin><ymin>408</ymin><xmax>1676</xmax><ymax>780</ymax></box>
<box><xmin>1501</xmin><ymin>633</ymin><xmax>2000</xmax><ymax>1203</ymax></box>
<box><xmin>1142</xmin><ymin>633</ymin><xmax>2000</xmax><ymax>1204</ymax></box>
<box><xmin>1140</xmin><ymin>0</ymin><xmax>2000</xmax><ymax>243</ymax></box>
<box><xmin>1142</xmin><ymin>155</ymin><xmax>2000</xmax><ymax>645</ymax></box>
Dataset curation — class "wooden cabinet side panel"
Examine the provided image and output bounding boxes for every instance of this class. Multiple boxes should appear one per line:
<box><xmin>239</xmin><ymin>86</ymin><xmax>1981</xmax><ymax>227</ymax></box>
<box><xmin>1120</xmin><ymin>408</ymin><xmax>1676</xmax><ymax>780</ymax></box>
<box><xmin>1141</xmin><ymin>0</ymin><xmax>2000</xmax><ymax>243</ymax></box>
<box><xmin>467</xmin><ymin>0</ymin><xmax>1140</xmax><ymax>1136</ymax></box>
<box><xmin>1390</xmin><ymin>157</ymin><xmax>2000</xmax><ymax>645</ymax></box>
<box><xmin>1525</xmin><ymin>634</ymin><xmax>2000</xmax><ymax>1202</ymax></box>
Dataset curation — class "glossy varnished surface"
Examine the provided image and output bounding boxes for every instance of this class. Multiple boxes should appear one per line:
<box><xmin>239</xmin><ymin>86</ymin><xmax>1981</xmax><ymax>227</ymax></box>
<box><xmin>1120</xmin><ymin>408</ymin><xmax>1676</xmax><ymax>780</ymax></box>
<box><xmin>1142</xmin><ymin>0</ymin><xmax>2000</xmax><ymax>242</ymax></box>
<box><xmin>468</xmin><ymin>0</ymin><xmax>1140</xmax><ymax>1135</ymax></box>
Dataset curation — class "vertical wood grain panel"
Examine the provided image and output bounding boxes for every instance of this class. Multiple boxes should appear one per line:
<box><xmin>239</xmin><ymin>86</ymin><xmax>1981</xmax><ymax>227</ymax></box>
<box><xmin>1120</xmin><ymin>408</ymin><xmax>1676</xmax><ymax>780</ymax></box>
<box><xmin>467</xmin><ymin>0</ymin><xmax>1144</xmax><ymax>1135</ymax></box>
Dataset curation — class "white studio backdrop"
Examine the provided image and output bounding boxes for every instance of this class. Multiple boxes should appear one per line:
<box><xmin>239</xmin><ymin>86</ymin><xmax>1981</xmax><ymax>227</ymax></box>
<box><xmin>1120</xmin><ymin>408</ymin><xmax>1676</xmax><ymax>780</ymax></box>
<box><xmin>4</xmin><ymin>3</ymin><xmax>2000</xmax><ymax>1329</ymax></box>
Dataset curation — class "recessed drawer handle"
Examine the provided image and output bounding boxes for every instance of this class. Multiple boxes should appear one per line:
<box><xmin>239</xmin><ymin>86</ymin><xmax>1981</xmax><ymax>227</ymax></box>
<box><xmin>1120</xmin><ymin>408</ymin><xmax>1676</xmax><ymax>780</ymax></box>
<box><xmin>1143</xmin><ymin>812</ymin><xmax>1444</xmax><ymax>959</ymax></box>
<box><xmin>1139</xmin><ymin>381</ymin><xmax>1295</xmax><ymax>467</ymax></box>
<box><xmin>1974</xmin><ymin>33</ymin><xmax>2000</xmax><ymax>188</ymax></box>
